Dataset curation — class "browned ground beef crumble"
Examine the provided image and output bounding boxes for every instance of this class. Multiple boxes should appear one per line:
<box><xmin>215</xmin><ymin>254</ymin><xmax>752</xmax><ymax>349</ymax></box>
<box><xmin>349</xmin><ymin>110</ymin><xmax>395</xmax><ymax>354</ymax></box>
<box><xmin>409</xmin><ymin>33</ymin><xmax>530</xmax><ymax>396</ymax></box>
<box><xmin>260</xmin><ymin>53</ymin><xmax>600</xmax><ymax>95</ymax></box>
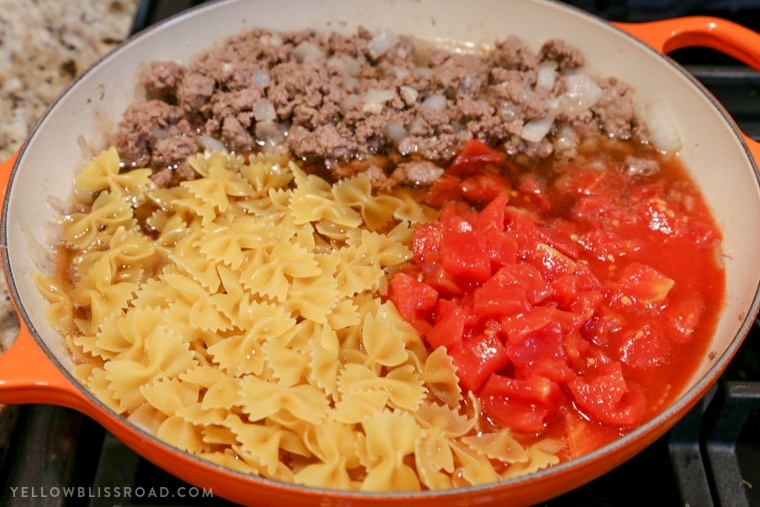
<box><xmin>113</xmin><ymin>27</ymin><xmax>644</xmax><ymax>189</ymax></box>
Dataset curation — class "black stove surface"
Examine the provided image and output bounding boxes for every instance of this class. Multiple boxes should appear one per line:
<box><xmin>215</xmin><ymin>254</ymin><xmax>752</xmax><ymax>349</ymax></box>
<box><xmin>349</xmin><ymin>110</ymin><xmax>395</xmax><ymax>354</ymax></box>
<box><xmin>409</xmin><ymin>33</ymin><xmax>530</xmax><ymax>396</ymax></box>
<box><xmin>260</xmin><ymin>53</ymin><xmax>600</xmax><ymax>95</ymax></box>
<box><xmin>3</xmin><ymin>1</ymin><xmax>760</xmax><ymax>506</ymax></box>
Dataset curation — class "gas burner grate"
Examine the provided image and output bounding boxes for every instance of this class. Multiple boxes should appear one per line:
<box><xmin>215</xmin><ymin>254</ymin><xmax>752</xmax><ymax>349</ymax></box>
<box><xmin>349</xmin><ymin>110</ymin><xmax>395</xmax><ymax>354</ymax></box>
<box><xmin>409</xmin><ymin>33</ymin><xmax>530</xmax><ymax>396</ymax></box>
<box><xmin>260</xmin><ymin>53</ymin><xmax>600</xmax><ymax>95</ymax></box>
<box><xmin>670</xmin><ymin>382</ymin><xmax>760</xmax><ymax>507</ymax></box>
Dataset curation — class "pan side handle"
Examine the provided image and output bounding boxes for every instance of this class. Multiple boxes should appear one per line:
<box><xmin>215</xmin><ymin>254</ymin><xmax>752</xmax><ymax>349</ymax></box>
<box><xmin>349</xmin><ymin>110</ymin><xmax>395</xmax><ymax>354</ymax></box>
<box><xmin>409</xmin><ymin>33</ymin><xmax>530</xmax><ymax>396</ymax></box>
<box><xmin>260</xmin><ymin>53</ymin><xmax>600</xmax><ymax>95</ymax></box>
<box><xmin>615</xmin><ymin>16</ymin><xmax>760</xmax><ymax>163</ymax></box>
<box><xmin>0</xmin><ymin>154</ymin><xmax>89</xmax><ymax>409</ymax></box>
<box><xmin>0</xmin><ymin>154</ymin><xmax>16</xmax><ymax>208</ymax></box>
<box><xmin>0</xmin><ymin>319</ymin><xmax>86</xmax><ymax>407</ymax></box>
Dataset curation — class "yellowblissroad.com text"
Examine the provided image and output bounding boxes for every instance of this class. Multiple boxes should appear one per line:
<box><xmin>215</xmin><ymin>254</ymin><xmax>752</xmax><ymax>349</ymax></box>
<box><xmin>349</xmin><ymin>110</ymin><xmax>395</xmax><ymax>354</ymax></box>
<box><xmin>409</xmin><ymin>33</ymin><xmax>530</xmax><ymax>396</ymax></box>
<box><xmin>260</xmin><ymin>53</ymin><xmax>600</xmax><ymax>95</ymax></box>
<box><xmin>8</xmin><ymin>485</ymin><xmax>214</xmax><ymax>501</ymax></box>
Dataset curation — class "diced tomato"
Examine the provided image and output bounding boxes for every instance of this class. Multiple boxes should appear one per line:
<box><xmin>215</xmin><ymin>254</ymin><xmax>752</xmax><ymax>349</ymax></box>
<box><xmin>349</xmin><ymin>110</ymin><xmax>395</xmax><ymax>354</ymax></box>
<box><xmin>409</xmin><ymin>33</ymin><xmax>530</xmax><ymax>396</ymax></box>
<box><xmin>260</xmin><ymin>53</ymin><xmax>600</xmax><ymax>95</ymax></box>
<box><xmin>426</xmin><ymin>174</ymin><xmax>464</xmax><ymax>207</ymax></box>
<box><xmin>419</xmin><ymin>262</ymin><xmax>463</xmax><ymax>297</ymax></box>
<box><xmin>571</xmin><ymin>193</ymin><xmax>616</xmax><ymax>224</ymax></box>
<box><xmin>480</xmin><ymin>374</ymin><xmax>561</xmax><ymax>433</ymax></box>
<box><xmin>581</xmin><ymin>309</ymin><xmax>624</xmax><ymax>347</ymax></box>
<box><xmin>439</xmin><ymin>215</ymin><xmax>492</xmax><ymax>284</ymax></box>
<box><xmin>563</xmin><ymin>410</ymin><xmax>599</xmax><ymax>459</ymax></box>
<box><xmin>616</xmin><ymin>262</ymin><xmax>675</xmax><ymax>307</ymax></box>
<box><xmin>505</xmin><ymin>328</ymin><xmax>575</xmax><ymax>383</ymax></box>
<box><xmin>426</xmin><ymin>299</ymin><xmax>466</xmax><ymax>350</ymax></box>
<box><xmin>665</xmin><ymin>297</ymin><xmax>705</xmax><ymax>344</ymax></box>
<box><xmin>563</xmin><ymin>330</ymin><xmax>592</xmax><ymax>368</ymax></box>
<box><xmin>572</xmin><ymin>262</ymin><xmax>602</xmax><ymax>292</ymax></box>
<box><xmin>567</xmin><ymin>290</ymin><xmax>603</xmax><ymax>324</ymax></box>
<box><xmin>516</xmin><ymin>175</ymin><xmax>552</xmax><ymax>214</ymax></box>
<box><xmin>448</xmin><ymin>139</ymin><xmax>506</xmax><ymax>177</ymax></box>
<box><xmin>556</xmin><ymin>166</ymin><xmax>625</xmax><ymax>199</ymax></box>
<box><xmin>641</xmin><ymin>197</ymin><xmax>680</xmax><ymax>235</ymax></box>
<box><xmin>481</xmin><ymin>265</ymin><xmax>553</xmax><ymax>312</ymax></box>
<box><xmin>438</xmin><ymin>200</ymin><xmax>478</xmax><ymax>225</ymax></box>
<box><xmin>427</xmin><ymin>140</ymin><xmax>508</xmax><ymax>206</ymax></box>
<box><xmin>461</xmin><ymin>172</ymin><xmax>512</xmax><ymax>203</ymax></box>
<box><xmin>477</xmin><ymin>193</ymin><xmax>519</xmax><ymax>269</ymax></box>
<box><xmin>617</xmin><ymin>320</ymin><xmax>670</xmax><ymax>368</ymax></box>
<box><xmin>392</xmin><ymin>141</ymin><xmax>724</xmax><ymax>446</ymax></box>
<box><xmin>550</xmin><ymin>274</ymin><xmax>582</xmax><ymax>309</ymax></box>
<box><xmin>577</xmin><ymin>229</ymin><xmax>643</xmax><ymax>266</ymax></box>
<box><xmin>504</xmin><ymin>208</ymin><xmax>543</xmax><ymax>257</ymax></box>
<box><xmin>412</xmin><ymin>222</ymin><xmax>443</xmax><ymax>264</ymax></box>
<box><xmin>448</xmin><ymin>331</ymin><xmax>509</xmax><ymax>392</ymax></box>
<box><xmin>388</xmin><ymin>272</ymin><xmax>438</xmax><ymax>333</ymax></box>
<box><xmin>526</xmin><ymin>242</ymin><xmax>578</xmax><ymax>283</ymax></box>
<box><xmin>476</xmin><ymin>192</ymin><xmax>508</xmax><ymax>234</ymax></box>
<box><xmin>568</xmin><ymin>361</ymin><xmax>646</xmax><ymax>427</ymax></box>
<box><xmin>472</xmin><ymin>267</ymin><xmax>538</xmax><ymax>318</ymax></box>
<box><xmin>418</xmin><ymin>262</ymin><xmax>462</xmax><ymax>297</ymax></box>
<box><xmin>499</xmin><ymin>305</ymin><xmax>575</xmax><ymax>345</ymax></box>
<box><xmin>540</xmin><ymin>219</ymin><xmax>582</xmax><ymax>259</ymax></box>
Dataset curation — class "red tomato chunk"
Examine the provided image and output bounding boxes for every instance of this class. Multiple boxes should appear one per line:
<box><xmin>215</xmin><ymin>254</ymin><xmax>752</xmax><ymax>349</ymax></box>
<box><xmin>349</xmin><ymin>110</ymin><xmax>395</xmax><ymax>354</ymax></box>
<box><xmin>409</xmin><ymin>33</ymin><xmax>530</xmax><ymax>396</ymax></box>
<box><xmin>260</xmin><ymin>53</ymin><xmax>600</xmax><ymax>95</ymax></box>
<box><xmin>388</xmin><ymin>140</ymin><xmax>725</xmax><ymax>453</ymax></box>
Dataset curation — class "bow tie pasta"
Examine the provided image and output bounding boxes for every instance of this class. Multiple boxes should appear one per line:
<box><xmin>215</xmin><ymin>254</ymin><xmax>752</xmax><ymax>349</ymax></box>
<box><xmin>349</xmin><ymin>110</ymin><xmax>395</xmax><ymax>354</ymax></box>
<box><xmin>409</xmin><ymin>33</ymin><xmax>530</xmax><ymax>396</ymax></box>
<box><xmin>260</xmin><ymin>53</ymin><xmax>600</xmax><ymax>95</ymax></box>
<box><xmin>33</xmin><ymin>148</ymin><xmax>562</xmax><ymax>491</ymax></box>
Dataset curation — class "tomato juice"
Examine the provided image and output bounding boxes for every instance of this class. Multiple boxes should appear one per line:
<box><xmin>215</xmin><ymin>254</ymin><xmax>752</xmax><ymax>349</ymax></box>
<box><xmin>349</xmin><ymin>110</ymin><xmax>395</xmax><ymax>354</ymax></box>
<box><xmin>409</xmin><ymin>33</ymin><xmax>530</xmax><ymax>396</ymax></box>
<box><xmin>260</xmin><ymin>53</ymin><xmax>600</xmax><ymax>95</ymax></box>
<box><xmin>389</xmin><ymin>137</ymin><xmax>725</xmax><ymax>458</ymax></box>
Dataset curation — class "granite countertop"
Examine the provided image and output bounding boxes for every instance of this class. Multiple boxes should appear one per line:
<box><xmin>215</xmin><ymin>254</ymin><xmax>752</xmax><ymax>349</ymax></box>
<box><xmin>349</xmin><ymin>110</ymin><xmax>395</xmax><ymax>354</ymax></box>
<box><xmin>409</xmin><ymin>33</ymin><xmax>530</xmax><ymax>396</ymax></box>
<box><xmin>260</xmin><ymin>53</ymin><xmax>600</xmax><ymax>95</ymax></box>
<box><xmin>0</xmin><ymin>0</ymin><xmax>139</xmax><ymax>161</ymax></box>
<box><xmin>0</xmin><ymin>0</ymin><xmax>138</xmax><ymax>451</ymax></box>
<box><xmin>0</xmin><ymin>0</ymin><xmax>139</xmax><ymax>396</ymax></box>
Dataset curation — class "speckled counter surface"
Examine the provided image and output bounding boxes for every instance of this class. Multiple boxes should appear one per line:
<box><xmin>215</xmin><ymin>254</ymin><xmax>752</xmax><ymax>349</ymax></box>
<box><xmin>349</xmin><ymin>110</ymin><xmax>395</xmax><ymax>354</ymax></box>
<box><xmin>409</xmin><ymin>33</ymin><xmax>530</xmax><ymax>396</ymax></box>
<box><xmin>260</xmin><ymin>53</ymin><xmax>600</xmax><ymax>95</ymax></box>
<box><xmin>0</xmin><ymin>0</ymin><xmax>139</xmax><ymax>161</ymax></box>
<box><xmin>0</xmin><ymin>0</ymin><xmax>139</xmax><ymax>436</ymax></box>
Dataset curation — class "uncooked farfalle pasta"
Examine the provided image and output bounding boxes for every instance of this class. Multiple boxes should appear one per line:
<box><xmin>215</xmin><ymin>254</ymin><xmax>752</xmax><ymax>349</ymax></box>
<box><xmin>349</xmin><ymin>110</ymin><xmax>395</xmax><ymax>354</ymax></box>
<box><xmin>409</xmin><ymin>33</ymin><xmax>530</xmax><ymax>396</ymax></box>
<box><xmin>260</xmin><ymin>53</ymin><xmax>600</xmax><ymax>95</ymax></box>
<box><xmin>33</xmin><ymin>147</ymin><xmax>562</xmax><ymax>491</ymax></box>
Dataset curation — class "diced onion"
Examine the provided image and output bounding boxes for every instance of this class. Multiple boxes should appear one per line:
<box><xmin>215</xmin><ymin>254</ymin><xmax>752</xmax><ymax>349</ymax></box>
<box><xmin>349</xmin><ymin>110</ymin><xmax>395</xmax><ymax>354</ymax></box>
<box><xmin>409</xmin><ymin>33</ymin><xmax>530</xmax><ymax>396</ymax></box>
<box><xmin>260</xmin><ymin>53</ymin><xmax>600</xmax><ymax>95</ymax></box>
<box><xmin>553</xmin><ymin>123</ymin><xmax>579</xmax><ymax>152</ymax></box>
<box><xmin>293</xmin><ymin>41</ymin><xmax>324</xmax><ymax>63</ymax></box>
<box><xmin>363</xmin><ymin>88</ymin><xmax>396</xmax><ymax>104</ymax></box>
<box><xmin>415</xmin><ymin>67</ymin><xmax>434</xmax><ymax>78</ymax></box>
<box><xmin>500</xmin><ymin>101</ymin><xmax>520</xmax><ymax>121</ymax></box>
<box><xmin>367</xmin><ymin>30</ymin><xmax>399</xmax><ymax>60</ymax></box>
<box><xmin>259</xmin><ymin>33</ymin><xmax>283</xmax><ymax>46</ymax></box>
<box><xmin>643</xmin><ymin>101</ymin><xmax>682</xmax><ymax>155</ymax></box>
<box><xmin>409</xmin><ymin>115</ymin><xmax>425</xmax><ymax>135</ymax></box>
<box><xmin>392</xmin><ymin>66</ymin><xmax>410</xmax><ymax>79</ymax></box>
<box><xmin>255</xmin><ymin>120</ymin><xmax>287</xmax><ymax>148</ymax></box>
<box><xmin>560</xmin><ymin>72</ymin><xmax>603</xmax><ymax>115</ymax></box>
<box><xmin>196</xmin><ymin>135</ymin><xmax>227</xmax><ymax>153</ymax></box>
<box><xmin>253</xmin><ymin>99</ymin><xmax>276</xmax><ymax>122</ymax></box>
<box><xmin>521</xmin><ymin>115</ymin><xmax>555</xmax><ymax>143</ymax></box>
<box><xmin>251</xmin><ymin>70</ymin><xmax>270</xmax><ymax>89</ymax></box>
<box><xmin>624</xmin><ymin>156</ymin><xmax>660</xmax><ymax>177</ymax></box>
<box><xmin>327</xmin><ymin>55</ymin><xmax>362</xmax><ymax>77</ymax></box>
<box><xmin>361</xmin><ymin>89</ymin><xmax>396</xmax><ymax>114</ymax></box>
<box><xmin>385</xmin><ymin>120</ymin><xmax>406</xmax><ymax>142</ymax></box>
<box><xmin>340</xmin><ymin>94</ymin><xmax>360</xmax><ymax>114</ymax></box>
<box><xmin>537</xmin><ymin>62</ymin><xmax>557</xmax><ymax>90</ymax></box>
<box><xmin>399</xmin><ymin>86</ymin><xmax>419</xmax><ymax>106</ymax></box>
<box><xmin>397</xmin><ymin>160</ymin><xmax>444</xmax><ymax>185</ymax></box>
<box><xmin>422</xmin><ymin>94</ymin><xmax>446</xmax><ymax>110</ymax></box>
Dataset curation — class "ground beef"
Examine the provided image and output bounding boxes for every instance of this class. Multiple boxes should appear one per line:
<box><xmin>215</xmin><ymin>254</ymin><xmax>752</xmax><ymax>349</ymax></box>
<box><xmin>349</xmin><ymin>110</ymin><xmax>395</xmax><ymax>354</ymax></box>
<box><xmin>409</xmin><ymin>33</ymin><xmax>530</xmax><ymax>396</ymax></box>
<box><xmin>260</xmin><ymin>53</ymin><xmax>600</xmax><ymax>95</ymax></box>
<box><xmin>113</xmin><ymin>27</ymin><xmax>645</xmax><ymax>188</ymax></box>
<box><xmin>592</xmin><ymin>78</ymin><xmax>636</xmax><ymax>138</ymax></box>
<box><xmin>539</xmin><ymin>39</ymin><xmax>584</xmax><ymax>70</ymax></box>
<box><xmin>115</xmin><ymin>100</ymin><xmax>196</xmax><ymax>168</ymax></box>
<box><xmin>140</xmin><ymin>61</ymin><xmax>185</xmax><ymax>100</ymax></box>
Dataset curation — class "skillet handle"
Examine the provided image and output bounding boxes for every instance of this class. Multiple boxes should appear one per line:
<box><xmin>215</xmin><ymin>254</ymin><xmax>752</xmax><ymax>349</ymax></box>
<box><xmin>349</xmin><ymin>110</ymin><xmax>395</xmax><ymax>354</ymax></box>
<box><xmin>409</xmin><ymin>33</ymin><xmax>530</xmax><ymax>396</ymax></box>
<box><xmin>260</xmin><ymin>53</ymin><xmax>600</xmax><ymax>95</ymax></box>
<box><xmin>0</xmin><ymin>153</ymin><xmax>15</xmax><ymax>205</ymax></box>
<box><xmin>0</xmin><ymin>154</ymin><xmax>88</xmax><ymax>408</ymax></box>
<box><xmin>0</xmin><ymin>321</ymin><xmax>85</xmax><ymax>407</ymax></box>
<box><xmin>614</xmin><ymin>16</ymin><xmax>760</xmax><ymax>163</ymax></box>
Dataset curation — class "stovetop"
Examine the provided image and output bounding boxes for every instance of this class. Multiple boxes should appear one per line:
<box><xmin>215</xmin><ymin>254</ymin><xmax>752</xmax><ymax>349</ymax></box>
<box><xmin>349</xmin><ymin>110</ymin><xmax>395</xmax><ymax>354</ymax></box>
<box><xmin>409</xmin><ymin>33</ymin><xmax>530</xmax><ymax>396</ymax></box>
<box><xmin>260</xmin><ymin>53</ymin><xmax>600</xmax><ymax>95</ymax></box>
<box><xmin>2</xmin><ymin>1</ymin><xmax>760</xmax><ymax>506</ymax></box>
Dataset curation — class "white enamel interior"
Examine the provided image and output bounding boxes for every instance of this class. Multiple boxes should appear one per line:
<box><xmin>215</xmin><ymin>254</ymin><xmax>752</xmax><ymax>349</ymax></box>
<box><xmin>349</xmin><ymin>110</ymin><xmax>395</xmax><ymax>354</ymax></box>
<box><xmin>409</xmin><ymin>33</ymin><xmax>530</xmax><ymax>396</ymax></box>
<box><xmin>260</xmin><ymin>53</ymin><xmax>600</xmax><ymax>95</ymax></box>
<box><xmin>3</xmin><ymin>0</ymin><xmax>760</xmax><ymax>471</ymax></box>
